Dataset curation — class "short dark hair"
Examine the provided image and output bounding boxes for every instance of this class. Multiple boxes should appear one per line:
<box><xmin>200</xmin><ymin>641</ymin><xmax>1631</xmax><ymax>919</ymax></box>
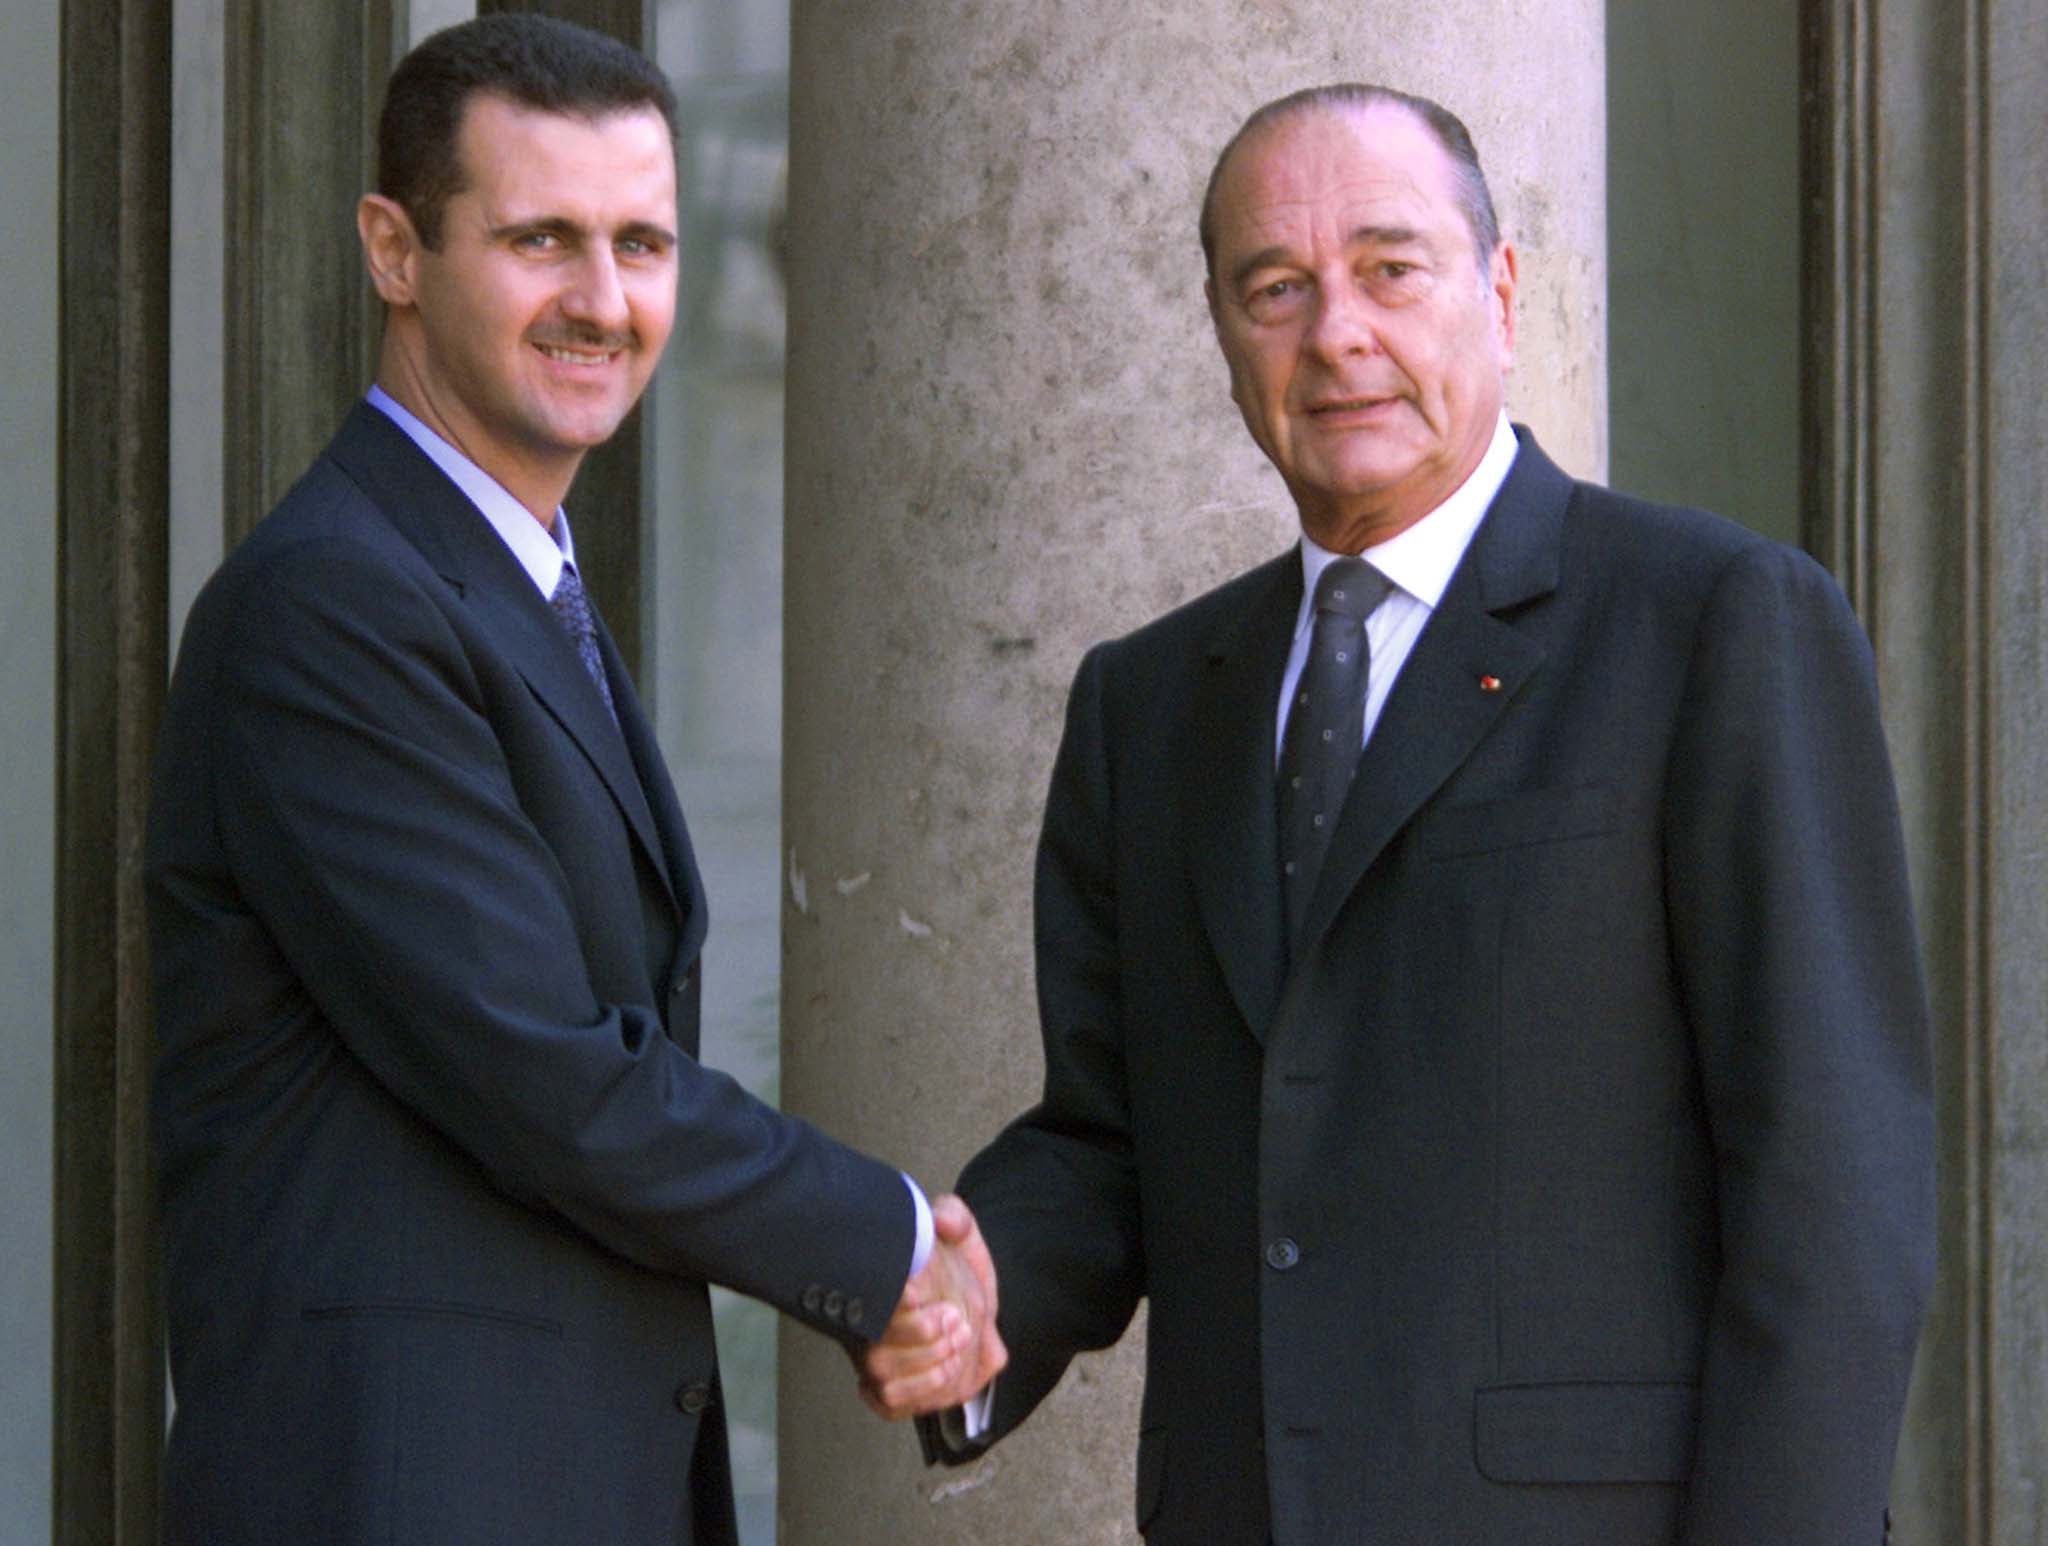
<box><xmin>1199</xmin><ymin>84</ymin><xmax>1501</xmax><ymax>279</ymax></box>
<box><xmin>377</xmin><ymin>13</ymin><xmax>679</xmax><ymax>250</ymax></box>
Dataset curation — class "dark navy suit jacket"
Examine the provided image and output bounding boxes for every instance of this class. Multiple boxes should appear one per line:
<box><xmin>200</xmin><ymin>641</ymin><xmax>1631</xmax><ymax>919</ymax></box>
<box><xmin>935</xmin><ymin>433</ymin><xmax>1934</xmax><ymax>1544</ymax></box>
<box><xmin>149</xmin><ymin>403</ymin><xmax>912</xmax><ymax>1544</ymax></box>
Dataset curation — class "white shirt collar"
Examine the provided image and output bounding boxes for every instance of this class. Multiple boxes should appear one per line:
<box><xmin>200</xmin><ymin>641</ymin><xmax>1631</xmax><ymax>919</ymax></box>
<box><xmin>1297</xmin><ymin>410</ymin><xmax>1519</xmax><ymax>622</ymax></box>
<box><xmin>365</xmin><ymin>384</ymin><xmax>577</xmax><ymax>597</ymax></box>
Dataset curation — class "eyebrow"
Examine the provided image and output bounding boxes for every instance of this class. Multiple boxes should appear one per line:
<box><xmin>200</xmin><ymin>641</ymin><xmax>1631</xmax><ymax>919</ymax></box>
<box><xmin>1226</xmin><ymin>223</ymin><xmax>1426</xmax><ymax>291</ymax></box>
<box><xmin>487</xmin><ymin>215</ymin><xmax>679</xmax><ymax>248</ymax></box>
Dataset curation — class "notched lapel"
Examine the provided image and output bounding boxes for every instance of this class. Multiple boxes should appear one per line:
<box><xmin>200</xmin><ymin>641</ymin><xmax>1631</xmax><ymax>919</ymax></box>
<box><xmin>492</xmin><ymin>588</ymin><xmax>677</xmax><ymax>915</ymax></box>
<box><xmin>1294</xmin><ymin>610</ymin><xmax>1544</xmax><ymax>951</ymax></box>
<box><xmin>1183</xmin><ymin>555</ymin><xmax>1300</xmax><ymax>1043</ymax></box>
<box><xmin>600</xmin><ymin>625</ymin><xmax>704</xmax><ymax>950</ymax></box>
<box><xmin>325</xmin><ymin>404</ymin><xmax>677</xmax><ymax>913</ymax></box>
<box><xmin>1293</xmin><ymin>433</ymin><xmax>1572</xmax><ymax>958</ymax></box>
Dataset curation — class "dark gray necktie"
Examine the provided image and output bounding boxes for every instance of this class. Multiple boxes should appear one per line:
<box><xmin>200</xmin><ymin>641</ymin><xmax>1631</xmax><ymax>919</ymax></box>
<box><xmin>549</xmin><ymin>564</ymin><xmax>618</xmax><ymax>722</ymax></box>
<box><xmin>1277</xmin><ymin>556</ymin><xmax>1390</xmax><ymax>944</ymax></box>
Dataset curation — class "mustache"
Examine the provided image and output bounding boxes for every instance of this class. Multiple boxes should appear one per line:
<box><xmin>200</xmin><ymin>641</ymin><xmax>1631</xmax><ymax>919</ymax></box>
<box><xmin>527</xmin><ymin>329</ymin><xmax>634</xmax><ymax>353</ymax></box>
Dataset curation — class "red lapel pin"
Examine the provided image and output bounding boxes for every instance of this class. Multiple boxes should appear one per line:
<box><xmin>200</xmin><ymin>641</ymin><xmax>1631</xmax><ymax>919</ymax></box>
<box><xmin>1479</xmin><ymin>674</ymin><xmax>1502</xmax><ymax>693</ymax></box>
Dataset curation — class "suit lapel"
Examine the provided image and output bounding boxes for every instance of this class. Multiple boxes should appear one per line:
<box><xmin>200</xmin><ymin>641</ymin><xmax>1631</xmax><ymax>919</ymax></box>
<box><xmin>324</xmin><ymin>404</ymin><xmax>678</xmax><ymax>916</ymax></box>
<box><xmin>598</xmin><ymin>622</ymin><xmax>706</xmax><ymax>957</ymax></box>
<box><xmin>1183</xmin><ymin>551</ymin><xmax>1301</xmax><ymax>1043</ymax></box>
<box><xmin>1292</xmin><ymin>432</ymin><xmax>1572</xmax><ymax>958</ymax></box>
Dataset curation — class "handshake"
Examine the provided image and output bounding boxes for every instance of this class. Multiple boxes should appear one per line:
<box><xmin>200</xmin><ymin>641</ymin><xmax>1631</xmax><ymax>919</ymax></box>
<box><xmin>854</xmin><ymin>1193</ymin><xmax>1008</xmax><ymax>1423</ymax></box>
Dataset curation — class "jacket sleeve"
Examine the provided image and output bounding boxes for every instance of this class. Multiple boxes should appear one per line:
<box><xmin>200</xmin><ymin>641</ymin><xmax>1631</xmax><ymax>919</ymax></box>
<box><xmin>1662</xmin><ymin>541</ymin><xmax>1935</xmax><ymax>1542</ymax></box>
<box><xmin>199</xmin><ymin>534</ymin><xmax>913</xmax><ymax>1339</ymax></box>
<box><xmin>926</xmin><ymin>643</ymin><xmax>1149</xmax><ymax>1461</ymax></box>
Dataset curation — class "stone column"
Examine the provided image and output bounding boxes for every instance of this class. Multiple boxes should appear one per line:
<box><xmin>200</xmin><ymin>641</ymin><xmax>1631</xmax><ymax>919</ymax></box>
<box><xmin>778</xmin><ymin>4</ymin><xmax>1606</xmax><ymax>1541</ymax></box>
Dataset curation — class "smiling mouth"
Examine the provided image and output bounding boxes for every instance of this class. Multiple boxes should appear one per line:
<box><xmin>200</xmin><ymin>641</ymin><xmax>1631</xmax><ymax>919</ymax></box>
<box><xmin>533</xmin><ymin>341</ymin><xmax>624</xmax><ymax>366</ymax></box>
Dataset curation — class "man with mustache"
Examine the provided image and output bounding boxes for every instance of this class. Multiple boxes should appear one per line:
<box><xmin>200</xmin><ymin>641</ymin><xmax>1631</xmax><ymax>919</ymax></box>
<box><xmin>147</xmin><ymin>16</ymin><xmax>999</xmax><ymax>1543</ymax></box>
<box><xmin>887</xmin><ymin>85</ymin><xmax>1934</xmax><ymax>1544</ymax></box>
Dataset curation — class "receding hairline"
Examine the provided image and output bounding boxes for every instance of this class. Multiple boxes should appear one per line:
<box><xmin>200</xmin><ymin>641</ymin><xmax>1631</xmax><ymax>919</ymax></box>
<box><xmin>1199</xmin><ymin>88</ymin><xmax>1500</xmax><ymax>279</ymax></box>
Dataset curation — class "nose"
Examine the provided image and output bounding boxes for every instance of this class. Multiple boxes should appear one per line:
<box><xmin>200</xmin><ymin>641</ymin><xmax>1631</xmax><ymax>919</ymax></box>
<box><xmin>1305</xmin><ymin>275</ymin><xmax>1380</xmax><ymax>364</ymax></box>
<box><xmin>561</xmin><ymin>246</ymin><xmax>630</xmax><ymax>335</ymax></box>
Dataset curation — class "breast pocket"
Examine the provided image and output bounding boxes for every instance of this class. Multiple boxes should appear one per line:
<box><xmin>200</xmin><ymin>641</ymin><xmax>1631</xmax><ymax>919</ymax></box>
<box><xmin>1414</xmin><ymin>782</ymin><xmax>1621</xmax><ymax>861</ymax></box>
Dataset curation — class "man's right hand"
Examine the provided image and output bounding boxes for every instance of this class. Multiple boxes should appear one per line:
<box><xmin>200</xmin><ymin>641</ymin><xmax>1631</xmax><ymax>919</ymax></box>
<box><xmin>856</xmin><ymin>1193</ymin><xmax>1007</xmax><ymax>1421</ymax></box>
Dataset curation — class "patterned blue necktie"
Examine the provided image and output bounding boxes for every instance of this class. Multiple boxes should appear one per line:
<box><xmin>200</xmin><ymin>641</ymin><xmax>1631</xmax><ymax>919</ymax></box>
<box><xmin>549</xmin><ymin>563</ymin><xmax>618</xmax><ymax>723</ymax></box>
<box><xmin>1277</xmin><ymin>556</ymin><xmax>1390</xmax><ymax>945</ymax></box>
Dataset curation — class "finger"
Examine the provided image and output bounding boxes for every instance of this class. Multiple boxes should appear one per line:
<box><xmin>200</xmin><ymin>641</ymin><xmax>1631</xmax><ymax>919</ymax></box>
<box><xmin>978</xmin><ymin>1322</ymin><xmax>1009</xmax><ymax>1382</ymax></box>
<box><xmin>967</xmin><ymin>1243</ymin><xmax>998</xmax><ymax>1319</ymax></box>
<box><xmin>931</xmin><ymin>1193</ymin><xmax>981</xmax><ymax>1246</ymax></box>
<box><xmin>879</xmin><ymin>1301</ymin><xmax>960</xmax><ymax>1348</ymax></box>
<box><xmin>866</xmin><ymin>1343</ymin><xmax>969</xmax><ymax>1420</ymax></box>
<box><xmin>867</xmin><ymin>1324</ymin><xmax>969</xmax><ymax>1391</ymax></box>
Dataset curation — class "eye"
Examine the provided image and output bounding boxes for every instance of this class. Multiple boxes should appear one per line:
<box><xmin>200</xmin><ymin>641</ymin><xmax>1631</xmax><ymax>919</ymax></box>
<box><xmin>511</xmin><ymin>230</ymin><xmax>561</xmax><ymax>253</ymax></box>
<box><xmin>1242</xmin><ymin>275</ymin><xmax>1304</xmax><ymax>317</ymax></box>
<box><xmin>1377</xmin><ymin>261</ymin><xmax>1414</xmax><ymax>280</ymax></box>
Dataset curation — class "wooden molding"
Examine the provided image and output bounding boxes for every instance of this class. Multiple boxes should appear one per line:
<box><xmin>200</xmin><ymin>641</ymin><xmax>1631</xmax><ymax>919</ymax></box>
<box><xmin>1798</xmin><ymin>0</ymin><xmax>1876</xmax><ymax>624</ymax></box>
<box><xmin>222</xmin><ymin>0</ymin><xmax>393</xmax><ymax>548</ymax></box>
<box><xmin>54</xmin><ymin>0</ymin><xmax>172</xmax><ymax>1539</ymax></box>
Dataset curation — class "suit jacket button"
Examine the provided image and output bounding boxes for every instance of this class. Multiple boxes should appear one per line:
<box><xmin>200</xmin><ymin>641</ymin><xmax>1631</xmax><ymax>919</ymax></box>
<box><xmin>1265</xmin><ymin>1237</ymin><xmax>1301</xmax><ymax>1271</ymax></box>
<box><xmin>675</xmin><ymin>1381</ymin><xmax>713</xmax><ymax>1415</ymax></box>
<box><xmin>801</xmin><ymin>1284</ymin><xmax>823</xmax><ymax>1314</ymax></box>
<box><xmin>824</xmin><ymin>1290</ymin><xmax>845</xmax><ymax>1321</ymax></box>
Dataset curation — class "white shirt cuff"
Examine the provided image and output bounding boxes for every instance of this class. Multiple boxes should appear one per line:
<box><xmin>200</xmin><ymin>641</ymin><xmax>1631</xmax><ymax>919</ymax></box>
<box><xmin>961</xmin><ymin>1382</ymin><xmax>994</xmax><ymax>1440</ymax></box>
<box><xmin>904</xmin><ymin>1173</ymin><xmax>934</xmax><ymax>1279</ymax></box>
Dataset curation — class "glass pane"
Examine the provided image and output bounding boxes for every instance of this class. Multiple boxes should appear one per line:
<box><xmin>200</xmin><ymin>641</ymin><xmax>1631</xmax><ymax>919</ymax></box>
<box><xmin>652</xmin><ymin>5</ymin><xmax>791</xmax><ymax>1541</ymax></box>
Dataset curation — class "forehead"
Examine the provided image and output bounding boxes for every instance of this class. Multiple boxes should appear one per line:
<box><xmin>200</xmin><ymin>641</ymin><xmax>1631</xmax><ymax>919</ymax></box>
<box><xmin>452</xmin><ymin>94</ymin><xmax>676</xmax><ymax>212</ymax></box>
<box><xmin>1210</xmin><ymin>104</ymin><xmax>1461</xmax><ymax>259</ymax></box>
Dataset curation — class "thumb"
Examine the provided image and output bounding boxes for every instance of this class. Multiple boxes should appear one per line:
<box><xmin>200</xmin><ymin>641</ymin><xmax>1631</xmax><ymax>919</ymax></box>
<box><xmin>931</xmin><ymin>1192</ymin><xmax>977</xmax><ymax>1245</ymax></box>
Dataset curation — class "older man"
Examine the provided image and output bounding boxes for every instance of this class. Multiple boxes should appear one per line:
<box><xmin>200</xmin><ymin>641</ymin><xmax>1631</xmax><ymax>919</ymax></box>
<box><xmin>889</xmin><ymin>85</ymin><xmax>1934</xmax><ymax>1545</ymax></box>
<box><xmin>148</xmin><ymin>17</ymin><xmax>997</xmax><ymax>1544</ymax></box>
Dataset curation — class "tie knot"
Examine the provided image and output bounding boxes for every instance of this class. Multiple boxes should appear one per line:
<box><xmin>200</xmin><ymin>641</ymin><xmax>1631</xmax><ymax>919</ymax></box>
<box><xmin>548</xmin><ymin>563</ymin><xmax>618</xmax><ymax>723</ymax></box>
<box><xmin>551</xmin><ymin>564</ymin><xmax>596</xmax><ymax>641</ymax></box>
<box><xmin>1313</xmin><ymin>557</ymin><xmax>1389</xmax><ymax>621</ymax></box>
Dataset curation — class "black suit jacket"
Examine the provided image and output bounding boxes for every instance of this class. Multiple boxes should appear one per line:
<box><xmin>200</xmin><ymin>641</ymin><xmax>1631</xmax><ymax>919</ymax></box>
<box><xmin>148</xmin><ymin>403</ymin><xmax>913</xmax><ymax>1545</ymax></box>
<box><xmin>938</xmin><ymin>432</ymin><xmax>1935</xmax><ymax>1544</ymax></box>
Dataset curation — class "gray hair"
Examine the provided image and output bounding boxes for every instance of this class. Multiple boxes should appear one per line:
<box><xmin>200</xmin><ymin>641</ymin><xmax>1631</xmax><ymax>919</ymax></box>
<box><xmin>1199</xmin><ymin>84</ymin><xmax>1502</xmax><ymax>278</ymax></box>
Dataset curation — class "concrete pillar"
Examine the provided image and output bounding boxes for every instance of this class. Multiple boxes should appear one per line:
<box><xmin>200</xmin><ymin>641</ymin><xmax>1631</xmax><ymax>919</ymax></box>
<box><xmin>778</xmin><ymin>3</ymin><xmax>1605</xmax><ymax>1540</ymax></box>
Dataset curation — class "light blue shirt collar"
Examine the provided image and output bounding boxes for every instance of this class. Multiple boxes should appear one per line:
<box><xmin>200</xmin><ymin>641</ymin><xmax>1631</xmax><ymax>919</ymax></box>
<box><xmin>365</xmin><ymin>384</ymin><xmax>578</xmax><ymax>598</ymax></box>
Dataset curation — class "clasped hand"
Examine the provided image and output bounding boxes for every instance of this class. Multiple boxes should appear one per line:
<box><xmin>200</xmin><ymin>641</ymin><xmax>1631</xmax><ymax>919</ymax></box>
<box><xmin>855</xmin><ymin>1193</ymin><xmax>1007</xmax><ymax>1421</ymax></box>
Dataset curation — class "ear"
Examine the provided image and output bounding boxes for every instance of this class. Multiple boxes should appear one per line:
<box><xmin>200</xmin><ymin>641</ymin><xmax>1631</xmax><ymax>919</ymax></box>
<box><xmin>358</xmin><ymin>194</ymin><xmax>423</xmax><ymax>308</ymax></box>
<box><xmin>1489</xmin><ymin>240</ymin><xmax>1518</xmax><ymax>363</ymax></box>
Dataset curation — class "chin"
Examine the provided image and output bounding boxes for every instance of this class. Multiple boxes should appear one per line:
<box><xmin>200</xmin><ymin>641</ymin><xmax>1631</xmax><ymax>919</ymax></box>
<box><xmin>541</xmin><ymin>410</ymin><xmax>633</xmax><ymax>452</ymax></box>
<box><xmin>1321</xmin><ymin>461</ymin><xmax>1424</xmax><ymax>502</ymax></box>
